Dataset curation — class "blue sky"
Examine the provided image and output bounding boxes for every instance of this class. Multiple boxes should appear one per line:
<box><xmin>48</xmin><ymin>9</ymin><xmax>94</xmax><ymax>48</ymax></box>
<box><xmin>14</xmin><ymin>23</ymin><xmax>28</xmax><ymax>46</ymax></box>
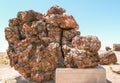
<box><xmin>0</xmin><ymin>0</ymin><xmax>120</xmax><ymax>52</ymax></box>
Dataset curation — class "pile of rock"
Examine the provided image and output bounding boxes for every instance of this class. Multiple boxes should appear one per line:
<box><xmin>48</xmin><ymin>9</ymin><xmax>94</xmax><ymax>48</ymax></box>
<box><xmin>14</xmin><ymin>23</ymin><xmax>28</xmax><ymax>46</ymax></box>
<box><xmin>5</xmin><ymin>5</ymin><xmax>101</xmax><ymax>82</ymax></box>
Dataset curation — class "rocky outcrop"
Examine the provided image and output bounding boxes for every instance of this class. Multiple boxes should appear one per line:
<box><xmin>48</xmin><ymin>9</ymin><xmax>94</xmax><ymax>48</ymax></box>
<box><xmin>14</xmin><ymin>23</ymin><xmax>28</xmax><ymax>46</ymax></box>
<box><xmin>5</xmin><ymin>5</ymin><xmax>101</xmax><ymax>82</ymax></box>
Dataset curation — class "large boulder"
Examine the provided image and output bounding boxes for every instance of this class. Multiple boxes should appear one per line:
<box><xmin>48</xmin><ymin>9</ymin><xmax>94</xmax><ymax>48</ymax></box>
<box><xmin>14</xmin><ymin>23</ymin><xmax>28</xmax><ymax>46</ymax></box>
<box><xmin>5</xmin><ymin>5</ymin><xmax>101</xmax><ymax>82</ymax></box>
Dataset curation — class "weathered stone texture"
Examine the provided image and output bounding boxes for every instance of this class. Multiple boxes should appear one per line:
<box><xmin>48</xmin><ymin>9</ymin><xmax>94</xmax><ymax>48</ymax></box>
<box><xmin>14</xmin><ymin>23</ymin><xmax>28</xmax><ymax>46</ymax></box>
<box><xmin>5</xmin><ymin>5</ymin><xmax>101</xmax><ymax>82</ymax></box>
<box><xmin>99</xmin><ymin>51</ymin><xmax>117</xmax><ymax>65</ymax></box>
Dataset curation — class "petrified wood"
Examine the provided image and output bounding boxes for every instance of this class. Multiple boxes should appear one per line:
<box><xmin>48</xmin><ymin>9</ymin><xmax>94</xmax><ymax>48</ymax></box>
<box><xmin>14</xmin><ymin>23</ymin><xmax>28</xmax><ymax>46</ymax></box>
<box><xmin>5</xmin><ymin>5</ymin><xmax>101</xmax><ymax>82</ymax></box>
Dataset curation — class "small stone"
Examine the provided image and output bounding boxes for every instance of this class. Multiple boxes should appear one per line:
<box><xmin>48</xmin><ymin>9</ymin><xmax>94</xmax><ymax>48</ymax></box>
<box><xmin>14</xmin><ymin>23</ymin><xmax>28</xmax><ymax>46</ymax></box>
<box><xmin>113</xmin><ymin>44</ymin><xmax>120</xmax><ymax>51</ymax></box>
<box><xmin>105</xmin><ymin>46</ymin><xmax>111</xmax><ymax>51</ymax></box>
<box><xmin>99</xmin><ymin>51</ymin><xmax>117</xmax><ymax>65</ymax></box>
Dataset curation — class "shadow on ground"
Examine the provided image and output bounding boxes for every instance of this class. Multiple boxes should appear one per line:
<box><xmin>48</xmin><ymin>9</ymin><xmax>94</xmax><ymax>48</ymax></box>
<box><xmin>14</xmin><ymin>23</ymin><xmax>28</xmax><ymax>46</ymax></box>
<box><xmin>15</xmin><ymin>76</ymin><xmax>112</xmax><ymax>83</ymax></box>
<box><xmin>107</xmin><ymin>79</ymin><xmax>112</xmax><ymax>83</ymax></box>
<box><xmin>15</xmin><ymin>76</ymin><xmax>55</xmax><ymax>83</ymax></box>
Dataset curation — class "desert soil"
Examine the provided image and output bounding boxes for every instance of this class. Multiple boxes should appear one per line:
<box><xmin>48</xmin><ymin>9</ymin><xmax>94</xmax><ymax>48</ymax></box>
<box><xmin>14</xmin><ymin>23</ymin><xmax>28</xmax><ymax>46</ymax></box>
<box><xmin>0</xmin><ymin>51</ymin><xmax>120</xmax><ymax>83</ymax></box>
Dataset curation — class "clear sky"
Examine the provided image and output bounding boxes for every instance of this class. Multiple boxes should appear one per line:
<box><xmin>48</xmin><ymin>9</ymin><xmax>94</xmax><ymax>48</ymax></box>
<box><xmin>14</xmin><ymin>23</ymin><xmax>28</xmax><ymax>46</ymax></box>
<box><xmin>0</xmin><ymin>0</ymin><xmax>120</xmax><ymax>52</ymax></box>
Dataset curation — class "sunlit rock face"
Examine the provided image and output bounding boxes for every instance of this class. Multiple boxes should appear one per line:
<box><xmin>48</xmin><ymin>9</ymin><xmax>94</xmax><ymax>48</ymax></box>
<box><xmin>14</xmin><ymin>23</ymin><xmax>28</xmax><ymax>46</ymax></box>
<box><xmin>5</xmin><ymin>5</ymin><xmax>101</xmax><ymax>82</ymax></box>
<box><xmin>99</xmin><ymin>51</ymin><xmax>117</xmax><ymax>65</ymax></box>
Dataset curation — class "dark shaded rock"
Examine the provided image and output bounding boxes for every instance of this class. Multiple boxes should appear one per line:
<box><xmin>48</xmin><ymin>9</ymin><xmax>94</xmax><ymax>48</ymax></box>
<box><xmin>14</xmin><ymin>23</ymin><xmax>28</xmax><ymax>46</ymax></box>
<box><xmin>105</xmin><ymin>46</ymin><xmax>111</xmax><ymax>51</ymax></box>
<box><xmin>62</xmin><ymin>29</ymin><xmax>80</xmax><ymax>45</ymax></box>
<box><xmin>99</xmin><ymin>51</ymin><xmax>117</xmax><ymax>65</ymax></box>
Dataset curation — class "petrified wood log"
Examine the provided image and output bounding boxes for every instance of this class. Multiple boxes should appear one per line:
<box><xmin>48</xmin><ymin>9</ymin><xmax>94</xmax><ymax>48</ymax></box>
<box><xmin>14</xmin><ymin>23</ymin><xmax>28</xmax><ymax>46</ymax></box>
<box><xmin>5</xmin><ymin>5</ymin><xmax>101</xmax><ymax>82</ymax></box>
<box><xmin>99</xmin><ymin>51</ymin><xmax>117</xmax><ymax>65</ymax></box>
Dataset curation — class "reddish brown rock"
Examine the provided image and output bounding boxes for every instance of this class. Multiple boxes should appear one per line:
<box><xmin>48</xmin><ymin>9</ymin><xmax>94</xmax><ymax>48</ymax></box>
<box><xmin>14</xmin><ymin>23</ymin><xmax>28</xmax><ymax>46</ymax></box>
<box><xmin>62</xmin><ymin>29</ymin><xmax>80</xmax><ymax>45</ymax></box>
<box><xmin>5</xmin><ymin>5</ymin><xmax>101</xmax><ymax>82</ymax></box>
<box><xmin>72</xmin><ymin>35</ymin><xmax>101</xmax><ymax>52</ymax></box>
<box><xmin>99</xmin><ymin>51</ymin><xmax>117</xmax><ymax>65</ymax></box>
<box><xmin>45</xmin><ymin>14</ymin><xmax>79</xmax><ymax>30</ymax></box>
<box><xmin>47</xmin><ymin>26</ymin><xmax>62</xmax><ymax>42</ymax></box>
<box><xmin>9</xmin><ymin>18</ymin><xmax>20</xmax><ymax>26</ymax></box>
<box><xmin>45</xmin><ymin>5</ymin><xmax>66</xmax><ymax>16</ymax></box>
<box><xmin>63</xmin><ymin>47</ymin><xmax>99</xmax><ymax>68</ymax></box>
<box><xmin>17</xmin><ymin>10</ymin><xmax>43</xmax><ymax>23</ymax></box>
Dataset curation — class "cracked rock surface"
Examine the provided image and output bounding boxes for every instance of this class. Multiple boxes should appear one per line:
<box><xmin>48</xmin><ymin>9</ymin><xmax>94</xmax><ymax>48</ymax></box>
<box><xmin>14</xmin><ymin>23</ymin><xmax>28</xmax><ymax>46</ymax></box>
<box><xmin>5</xmin><ymin>5</ymin><xmax>101</xmax><ymax>82</ymax></box>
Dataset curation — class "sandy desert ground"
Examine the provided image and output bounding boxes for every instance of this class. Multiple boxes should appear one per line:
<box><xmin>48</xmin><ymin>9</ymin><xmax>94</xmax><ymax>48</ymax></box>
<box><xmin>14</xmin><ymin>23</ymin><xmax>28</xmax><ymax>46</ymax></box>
<box><xmin>0</xmin><ymin>51</ymin><xmax>120</xmax><ymax>83</ymax></box>
<box><xmin>102</xmin><ymin>51</ymin><xmax>120</xmax><ymax>83</ymax></box>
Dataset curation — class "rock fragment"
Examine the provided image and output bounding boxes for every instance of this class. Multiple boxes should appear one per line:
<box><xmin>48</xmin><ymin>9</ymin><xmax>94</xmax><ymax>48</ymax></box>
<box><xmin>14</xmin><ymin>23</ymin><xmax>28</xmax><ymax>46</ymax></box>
<box><xmin>72</xmin><ymin>35</ymin><xmax>101</xmax><ymax>52</ymax></box>
<box><xmin>45</xmin><ymin>5</ymin><xmax>66</xmax><ymax>16</ymax></box>
<box><xmin>99</xmin><ymin>51</ymin><xmax>117</xmax><ymax>65</ymax></box>
<box><xmin>105</xmin><ymin>46</ymin><xmax>111</xmax><ymax>51</ymax></box>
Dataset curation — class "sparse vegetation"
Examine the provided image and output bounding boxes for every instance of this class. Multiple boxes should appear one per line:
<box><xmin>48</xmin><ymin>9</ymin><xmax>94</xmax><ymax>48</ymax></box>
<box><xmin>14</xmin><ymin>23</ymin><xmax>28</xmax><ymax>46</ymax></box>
<box><xmin>0</xmin><ymin>52</ymin><xmax>9</xmax><ymax>65</ymax></box>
